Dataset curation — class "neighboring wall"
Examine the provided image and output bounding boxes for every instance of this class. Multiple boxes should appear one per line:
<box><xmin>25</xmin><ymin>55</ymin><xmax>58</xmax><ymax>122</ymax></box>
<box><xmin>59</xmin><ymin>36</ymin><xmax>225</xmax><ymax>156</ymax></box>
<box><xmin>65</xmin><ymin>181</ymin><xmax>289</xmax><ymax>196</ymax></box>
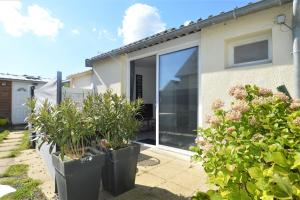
<box><xmin>91</xmin><ymin>55</ymin><xmax>127</xmax><ymax>95</ymax></box>
<box><xmin>0</xmin><ymin>80</ymin><xmax>12</xmax><ymax>121</ymax></box>
<box><xmin>200</xmin><ymin>3</ymin><xmax>293</xmax><ymax>118</ymax></box>
<box><xmin>70</xmin><ymin>72</ymin><xmax>93</xmax><ymax>90</ymax></box>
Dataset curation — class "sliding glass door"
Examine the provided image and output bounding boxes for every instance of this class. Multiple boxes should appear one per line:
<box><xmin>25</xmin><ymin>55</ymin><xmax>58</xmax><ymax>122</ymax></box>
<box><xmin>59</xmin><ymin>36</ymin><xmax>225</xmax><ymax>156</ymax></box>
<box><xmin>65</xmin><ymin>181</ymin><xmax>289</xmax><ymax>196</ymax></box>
<box><xmin>158</xmin><ymin>47</ymin><xmax>198</xmax><ymax>150</ymax></box>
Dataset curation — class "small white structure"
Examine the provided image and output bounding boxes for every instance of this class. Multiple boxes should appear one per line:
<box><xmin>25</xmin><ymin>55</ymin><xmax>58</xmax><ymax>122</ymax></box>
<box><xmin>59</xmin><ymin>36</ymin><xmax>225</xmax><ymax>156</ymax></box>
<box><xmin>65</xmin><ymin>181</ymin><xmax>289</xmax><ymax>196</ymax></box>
<box><xmin>66</xmin><ymin>70</ymin><xmax>93</xmax><ymax>90</ymax></box>
<box><xmin>0</xmin><ymin>73</ymin><xmax>50</xmax><ymax>125</ymax></box>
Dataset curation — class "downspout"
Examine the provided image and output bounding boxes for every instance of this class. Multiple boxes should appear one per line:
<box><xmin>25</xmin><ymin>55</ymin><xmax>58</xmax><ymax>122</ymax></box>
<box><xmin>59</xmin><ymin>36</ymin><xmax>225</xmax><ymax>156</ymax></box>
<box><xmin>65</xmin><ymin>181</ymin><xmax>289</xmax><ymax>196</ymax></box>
<box><xmin>294</xmin><ymin>0</ymin><xmax>300</xmax><ymax>97</ymax></box>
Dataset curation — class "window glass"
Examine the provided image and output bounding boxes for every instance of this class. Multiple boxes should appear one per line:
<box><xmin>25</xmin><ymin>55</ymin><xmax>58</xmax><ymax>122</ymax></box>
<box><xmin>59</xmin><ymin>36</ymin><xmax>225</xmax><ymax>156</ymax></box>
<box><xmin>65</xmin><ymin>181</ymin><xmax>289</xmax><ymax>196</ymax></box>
<box><xmin>159</xmin><ymin>47</ymin><xmax>198</xmax><ymax>150</ymax></box>
<box><xmin>234</xmin><ymin>40</ymin><xmax>268</xmax><ymax>64</ymax></box>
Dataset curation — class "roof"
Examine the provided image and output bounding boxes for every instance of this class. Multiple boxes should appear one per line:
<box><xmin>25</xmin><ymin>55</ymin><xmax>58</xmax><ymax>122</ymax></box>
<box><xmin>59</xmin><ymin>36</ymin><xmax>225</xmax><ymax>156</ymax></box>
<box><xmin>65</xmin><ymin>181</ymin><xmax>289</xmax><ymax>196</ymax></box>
<box><xmin>86</xmin><ymin>0</ymin><xmax>291</xmax><ymax>66</ymax></box>
<box><xmin>66</xmin><ymin>70</ymin><xmax>92</xmax><ymax>80</ymax></box>
<box><xmin>0</xmin><ymin>73</ymin><xmax>51</xmax><ymax>83</ymax></box>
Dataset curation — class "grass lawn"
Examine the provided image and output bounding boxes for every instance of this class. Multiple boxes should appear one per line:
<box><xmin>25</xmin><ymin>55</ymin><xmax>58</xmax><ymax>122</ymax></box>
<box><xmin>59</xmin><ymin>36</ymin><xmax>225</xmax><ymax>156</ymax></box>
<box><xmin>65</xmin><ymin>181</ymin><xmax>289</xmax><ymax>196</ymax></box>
<box><xmin>0</xmin><ymin>130</ymin><xmax>9</xmax><ymax>143</ymax></box>
<box><xmin>0</xmin><ymin>164</ymin><xmax>47</xmax><ymax>200</ymax></box>
<box><xmin>7</xmin><ymin>131</ymin><xmax>30</xmax><ymax>158</ymax></box>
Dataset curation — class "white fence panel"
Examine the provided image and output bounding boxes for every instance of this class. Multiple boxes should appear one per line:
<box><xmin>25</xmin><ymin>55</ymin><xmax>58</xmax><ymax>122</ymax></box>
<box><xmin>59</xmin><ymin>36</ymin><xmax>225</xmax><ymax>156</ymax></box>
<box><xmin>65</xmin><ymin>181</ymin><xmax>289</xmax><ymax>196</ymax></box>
<box><xmin>62</xmin><ymin>87</ymin><xmax>93</xmax><ymax>107</ymax></box>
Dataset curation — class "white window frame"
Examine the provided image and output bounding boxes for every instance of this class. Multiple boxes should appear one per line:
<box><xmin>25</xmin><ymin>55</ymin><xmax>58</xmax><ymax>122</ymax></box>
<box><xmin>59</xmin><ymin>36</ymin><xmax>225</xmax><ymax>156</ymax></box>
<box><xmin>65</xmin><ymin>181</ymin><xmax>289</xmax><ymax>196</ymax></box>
<box><xmin>228</xmin><ymin>33</ymin><xmax>272</xmax><ymax>68</ymax></box>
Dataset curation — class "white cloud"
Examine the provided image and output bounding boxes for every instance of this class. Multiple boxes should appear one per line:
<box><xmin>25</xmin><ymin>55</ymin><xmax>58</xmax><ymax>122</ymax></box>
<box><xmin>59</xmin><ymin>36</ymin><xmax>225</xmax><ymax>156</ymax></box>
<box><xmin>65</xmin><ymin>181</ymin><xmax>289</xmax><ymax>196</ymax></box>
<box><xmin>71</xmin><ymin>29</ymin><xmax>80</xmax><ymax>35</ymax></box>
<box><xmin>97</xmin><ymin>29</ymin><xmax>116</xmax><ymax>41</ymax></box>
<box><xmin>92</xmin><ymin>27</ymin><xmax>97</xmax><ymax>32</ymax></box>
<box><xmin>0</xmin><ymin>1</ymin><xmax>63</xmax><ymax>38</ymax></box>
<box><xmin>118</xmin><ymin>3</ymin><xmax>166</xmax><ymax>44</ymax></box>
<box><xmin>184</xmin><ymin>20</ymin><xmax>191</xmax><ymax>26</ymax></box>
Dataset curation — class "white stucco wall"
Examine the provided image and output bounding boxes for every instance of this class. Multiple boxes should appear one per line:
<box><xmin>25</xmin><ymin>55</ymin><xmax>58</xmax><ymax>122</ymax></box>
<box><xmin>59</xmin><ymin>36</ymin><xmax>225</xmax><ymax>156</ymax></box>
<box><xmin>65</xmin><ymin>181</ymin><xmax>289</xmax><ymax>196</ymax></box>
<box><xmin>200</xmin><ymin>3</ymin><xmax>294</xmax><ymax>118</ymax></box>
<box><xmin>70</xmin><ymin>72</ymin><xmax>93</xmax><ymax>90</ymax></box>
<box><xmin>91</xmin><ymin>55</ymin><xmax>127</xmax><ymax>95</ymax></box>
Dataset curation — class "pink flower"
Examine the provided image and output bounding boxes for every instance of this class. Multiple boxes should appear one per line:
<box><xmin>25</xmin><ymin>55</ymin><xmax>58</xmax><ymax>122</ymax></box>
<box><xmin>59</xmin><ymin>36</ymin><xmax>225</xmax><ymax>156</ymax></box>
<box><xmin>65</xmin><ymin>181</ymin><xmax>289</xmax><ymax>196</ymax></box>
<box><xmin>195</xmin><ymin>136</ymin><xmax>206</xmax><ymax>146</ymax></box>
<box><xmin>290</xmin><ymin>99</ymin><xmax>300</xmax><ymax>110</ymax></box>
<box><xmin>205</xmin><ymin>115</ymin><xmax>222</xmax><ymax>125</ymax></box>
<box><xmin>226</xmin><ymin>126</ymin><xmax>236</xmax><ymax>133</ymax></box>
<box><xmin>274</xmin><ymin>92</ymin><xmax>289</xmax><ymax>102</ymax></box>
<box><xmin>225</xmin><ymin>110</ymin><xmax>242</xmax><ymax>121</ymax></box>
<box><xmin>211</xmin><ymin>99</ymin><xmax>224</xmax><ymax>110</ymax></box>
<box><xmin>252</xmin><ymin>96</ymin><xmax>274</xmax><ymax>106</ymax></box>
<box><xmin>202</xmin><ymin>142</ymin><xmax>213</xmax><ymax>152</ymax></box>
<box><xmin>231</xmin><ymin>100</ymin><xmax>250</xmax><ymax>113</ymax></box>
<box><xmin>258</xmin><ymin>87</ymin><xmax>272</xmax><ymax>96</ymax></box>
<box><xmin>229</xmin><ymin>85</ymin><xmax>247</xmax><ymax>100</ymax></box>
<box><xmin>293</xmin><ymin>117</ymin><xmax>300</xmax><ymax>126</ymax></box>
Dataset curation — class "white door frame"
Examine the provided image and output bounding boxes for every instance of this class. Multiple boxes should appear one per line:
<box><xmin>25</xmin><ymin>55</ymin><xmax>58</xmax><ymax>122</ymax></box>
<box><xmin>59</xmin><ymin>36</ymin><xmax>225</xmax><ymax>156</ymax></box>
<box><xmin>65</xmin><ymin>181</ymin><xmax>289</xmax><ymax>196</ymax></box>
<box><xmin>127</xmin><ymin>39</ymin><xmax>201</xmax><ymax>156</ymax></box>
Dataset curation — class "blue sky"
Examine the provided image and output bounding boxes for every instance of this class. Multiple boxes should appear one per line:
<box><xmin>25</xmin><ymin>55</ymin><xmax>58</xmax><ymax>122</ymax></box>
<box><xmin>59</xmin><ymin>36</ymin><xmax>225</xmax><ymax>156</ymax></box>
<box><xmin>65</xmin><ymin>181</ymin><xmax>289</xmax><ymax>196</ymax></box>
<box><xmin>0</xmin><ymin>0</ymin><xmax>254</xmax><ymax>79</ymax></box>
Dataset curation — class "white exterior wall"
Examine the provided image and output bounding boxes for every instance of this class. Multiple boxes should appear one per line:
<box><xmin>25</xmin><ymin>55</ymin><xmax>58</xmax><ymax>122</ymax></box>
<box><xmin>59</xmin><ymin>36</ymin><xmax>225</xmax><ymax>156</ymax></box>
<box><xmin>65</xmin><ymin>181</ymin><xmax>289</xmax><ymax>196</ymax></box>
<box><xmin>70</xmin><ymin>73</ymin><xmax>93</xmax><ymax>90</ymax></box>
<box><xmin>91</xmin><ymin>55</ymin><xmax>127</xmax><ymax>95</ymax></box>
<box><xmin>12</xmin><ymin>81</ymin><xmax>45</xmax><ymax>124</ymax></box>
<box><xmin>200</xmin><ymin>3</ymin><xmax>294</xmax><ymax>118</ymax></box>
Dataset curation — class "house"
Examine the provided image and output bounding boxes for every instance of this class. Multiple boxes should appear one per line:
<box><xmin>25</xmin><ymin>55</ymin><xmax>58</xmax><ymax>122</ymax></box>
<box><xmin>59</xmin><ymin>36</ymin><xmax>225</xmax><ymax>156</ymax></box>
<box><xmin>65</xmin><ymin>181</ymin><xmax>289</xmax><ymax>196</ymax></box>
<box><xmin>0</xmin><ymin>73</ymin><xmax>50</xmax><ymax>125</ymax></box>
<box><xmin>66</xmin><ymin>70</ymin><xmax>93</xmax><ymax>90</ymax></box>
<box><xmin>84</xmin><ymin>0</ymin><xmax>299</xmax><ymax>154</ymax></box>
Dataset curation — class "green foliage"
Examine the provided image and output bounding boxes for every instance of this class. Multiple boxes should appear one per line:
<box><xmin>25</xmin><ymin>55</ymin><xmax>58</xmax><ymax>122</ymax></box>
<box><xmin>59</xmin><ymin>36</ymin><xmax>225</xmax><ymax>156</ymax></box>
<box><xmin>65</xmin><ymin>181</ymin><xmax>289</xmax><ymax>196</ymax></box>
<box><xmin>0</xmin><ymin>164</ymin><xmax>46</xmax><ymax>200</ymax></box>
<box><xmin>1</xmin><ymin>164</ymin><xmax>28</xmax><ymax>177</ymax></box>
<box><xmin>83</xmin><ymin>90</ymin><xmax>143</xmax><ymax>150</ymax></box>
<box><xmin>27</xmin><ymin>98</ymin><xmax>94</xmax><ymax>160</ymax></box>
<box><xmin>0</xmin><ymin>130</ymin><xmax>9</xmax><ymax>143</ymax></box>
<box><xmin>26</xmin><ymin>90</ymin><xmax>142</xmax><ymax>159</ymax></box>
<box><xmin>0</xmin><ymin>118</ymin><xmax>9</xmax><ymax>126</ymax></box>
<box><xmin>8</xmin><ymin>131</ymin><xmax>30</xmax><ymax>158</ymax></box>
<box><xmin>191</xmin><ymin>85</ymin><xmax>300</xmax><ymax>200</ymax></box>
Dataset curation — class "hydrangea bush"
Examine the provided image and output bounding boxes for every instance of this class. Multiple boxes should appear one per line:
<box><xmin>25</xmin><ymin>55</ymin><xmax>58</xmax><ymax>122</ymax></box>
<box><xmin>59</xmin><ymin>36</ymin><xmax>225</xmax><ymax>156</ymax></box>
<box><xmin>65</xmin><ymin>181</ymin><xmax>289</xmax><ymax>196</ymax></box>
<box><xmin>190</xmin><ymin>85</ymin><xmax>300</xmax><ymax>200</ymax></box>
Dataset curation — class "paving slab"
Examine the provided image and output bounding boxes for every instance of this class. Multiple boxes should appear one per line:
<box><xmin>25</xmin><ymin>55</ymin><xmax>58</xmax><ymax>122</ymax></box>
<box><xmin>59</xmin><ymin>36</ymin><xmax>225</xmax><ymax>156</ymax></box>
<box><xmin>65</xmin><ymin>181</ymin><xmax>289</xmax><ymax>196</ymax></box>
<box><xmin>0</xmin><ymin>145</ymin><xmax>18</xmax><ymax>152</ymax></box>
<box><xmin>0</xmin><ymin>141</ymin><xmax>21</xmax><ymax>148</ymax></box>
<box><xmin>0</xmin><ymin>157</ymin><xmax>14</xmax><ymax>174</ymax></box>
<box><xmin>0</xmin><ymin>151</ymin><xmax>11</xmax><ymax>158</ymax></box>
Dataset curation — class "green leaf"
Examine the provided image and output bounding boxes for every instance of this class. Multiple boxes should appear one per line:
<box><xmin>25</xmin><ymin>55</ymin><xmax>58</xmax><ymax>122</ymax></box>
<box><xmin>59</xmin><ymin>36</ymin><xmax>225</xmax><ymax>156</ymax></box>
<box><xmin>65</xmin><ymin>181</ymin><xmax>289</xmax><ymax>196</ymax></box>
<box><xmin>271</xmin><ymin>152</ymin><xmax>289</xmax><ymax>167</ymax></box>
<box><xmin>246</xmin><ymin>181</ymin><xmax>257</xmax><ymax>195</ymax></box>
<box><xmin>248</xmin><ymin>166</ymin><xmax>263</xmax><ymax>180</ymax></box>
<box><xmin>291</xmin><ymin>153</ymin><xmax>300</xmax><ymax>169</ymax></box>
<box><xmin>207</xmin><ymin>190</ymin><xmax>223</xmax><ymax>200</ymax></box>
<box><xmin>272</xmin><ymin>174</ymin><xmax>293</xmax><ymax>198</ymax></box>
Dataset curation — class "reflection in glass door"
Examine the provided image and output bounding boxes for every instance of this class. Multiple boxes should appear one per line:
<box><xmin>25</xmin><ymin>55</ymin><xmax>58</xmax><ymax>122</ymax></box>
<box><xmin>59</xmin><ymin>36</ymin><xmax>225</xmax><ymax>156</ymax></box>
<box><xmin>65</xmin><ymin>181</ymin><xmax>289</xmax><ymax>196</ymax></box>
<box><xmin>158</xmin><ymin>47</ymin><xmax>198</xmax><ymax>150</ymax></box>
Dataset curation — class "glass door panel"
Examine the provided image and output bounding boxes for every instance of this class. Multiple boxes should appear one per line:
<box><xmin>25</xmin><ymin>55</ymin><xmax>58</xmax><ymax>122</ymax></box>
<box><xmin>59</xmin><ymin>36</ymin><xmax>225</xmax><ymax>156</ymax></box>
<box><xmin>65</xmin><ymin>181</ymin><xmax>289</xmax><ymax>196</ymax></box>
<box><xmin>158</xmin><ymin>47</ymin><xmax>198</xmax><ymax>150</ymax></box>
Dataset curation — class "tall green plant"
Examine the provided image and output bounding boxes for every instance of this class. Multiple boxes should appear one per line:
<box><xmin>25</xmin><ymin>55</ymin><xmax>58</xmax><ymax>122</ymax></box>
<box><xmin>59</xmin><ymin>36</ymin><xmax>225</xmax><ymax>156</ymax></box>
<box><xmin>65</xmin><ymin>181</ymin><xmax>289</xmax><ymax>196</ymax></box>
<box><xmin>83</xmin><ymin>90</ymin><xmax>143</xmax><ymax>150</ymax></box>
<box><xmin>191</xmin><ymin>85</ymin><xmax>300</xmax><ymax>200</ymax></box>
<box><xmin>27</xmin><ymin>98</ymin><xmax>93</xmax><ymax>160</ymax></box>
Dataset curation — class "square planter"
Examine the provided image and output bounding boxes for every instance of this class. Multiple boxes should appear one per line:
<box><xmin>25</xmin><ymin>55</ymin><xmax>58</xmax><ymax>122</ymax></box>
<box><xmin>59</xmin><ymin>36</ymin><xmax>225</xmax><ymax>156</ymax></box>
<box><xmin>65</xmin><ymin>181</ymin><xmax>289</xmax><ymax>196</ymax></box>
<box><xmin>52</xmin><ymin>148</ymin><xmax>105</xmax><ymax>200</ymax></box>
<box><xmin>102</xmin><ymin>143</ymin><xmax>140</xmax><ymax>196</ymax></box>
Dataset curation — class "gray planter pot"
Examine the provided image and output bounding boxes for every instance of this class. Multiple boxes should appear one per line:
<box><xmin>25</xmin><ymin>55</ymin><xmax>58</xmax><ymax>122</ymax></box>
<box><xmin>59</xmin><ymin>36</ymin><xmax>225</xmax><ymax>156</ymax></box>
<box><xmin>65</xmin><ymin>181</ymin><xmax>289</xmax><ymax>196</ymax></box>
<box><xmin>52</xmin><ymin>148</ymin><xmax>105</xmax><ymax>200</ymax></box>
<box><xmin>102</xmin><ymin>144</ymin><xmax>140</xmax><ymax>196</ymax></box>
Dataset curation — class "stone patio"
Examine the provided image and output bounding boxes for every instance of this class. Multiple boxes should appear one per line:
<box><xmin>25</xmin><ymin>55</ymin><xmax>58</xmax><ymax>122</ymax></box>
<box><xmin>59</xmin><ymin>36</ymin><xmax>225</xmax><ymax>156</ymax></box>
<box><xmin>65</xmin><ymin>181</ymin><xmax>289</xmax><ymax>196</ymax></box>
<box><xmin>16</xmin><ymin>145</ymin><xmax>209</xmax><ymax>200</ymax></box>
<box><xmin>113</xmin><ymin>146</ymin><xmax>209</xmax><ymax>200</ymax></box>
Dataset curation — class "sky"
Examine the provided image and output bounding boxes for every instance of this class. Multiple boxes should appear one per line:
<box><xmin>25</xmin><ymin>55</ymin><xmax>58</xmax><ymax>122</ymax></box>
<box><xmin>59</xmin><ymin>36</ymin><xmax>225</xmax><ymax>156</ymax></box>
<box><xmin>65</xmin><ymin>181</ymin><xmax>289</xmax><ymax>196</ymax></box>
<box><xmin>0</xmin><ymin>0</ymin><xmax>255</xmax><ymax>79</ymax></box>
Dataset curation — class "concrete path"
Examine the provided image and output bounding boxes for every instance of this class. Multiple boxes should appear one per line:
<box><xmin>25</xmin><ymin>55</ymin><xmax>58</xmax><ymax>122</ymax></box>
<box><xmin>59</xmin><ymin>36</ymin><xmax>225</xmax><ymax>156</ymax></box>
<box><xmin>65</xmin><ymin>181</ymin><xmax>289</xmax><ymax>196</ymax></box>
<box><xmin>0</xmin><ymin>131</ymin><xmax>23</xmax><ymax>174</ymax></box>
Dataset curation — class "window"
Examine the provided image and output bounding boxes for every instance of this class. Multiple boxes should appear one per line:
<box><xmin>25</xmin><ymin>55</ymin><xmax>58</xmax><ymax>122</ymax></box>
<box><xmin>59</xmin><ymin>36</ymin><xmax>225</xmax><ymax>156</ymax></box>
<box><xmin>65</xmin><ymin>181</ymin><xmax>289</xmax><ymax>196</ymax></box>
<box><xmin>135</xmin><ymin>74</ymin><xmax>143</xmax><ymax>99</ymax></box>
<box><xmin>228</xmin><ymin>33</ymin><xmax>272</xmax><ymax>67</ymax></box>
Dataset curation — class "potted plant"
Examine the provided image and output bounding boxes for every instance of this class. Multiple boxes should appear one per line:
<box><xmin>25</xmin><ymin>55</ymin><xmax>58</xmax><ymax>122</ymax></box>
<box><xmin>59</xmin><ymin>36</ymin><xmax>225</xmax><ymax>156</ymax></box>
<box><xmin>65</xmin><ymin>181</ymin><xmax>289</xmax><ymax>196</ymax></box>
<box><xmin>83</xmin><ymin>90</ymin><xmax>143</xmax><ymax>196</ymax></box>
<box><xmin>27</xmin><ymin>98</ymin><xmax>105</xmax><ymax>200</ymax></box>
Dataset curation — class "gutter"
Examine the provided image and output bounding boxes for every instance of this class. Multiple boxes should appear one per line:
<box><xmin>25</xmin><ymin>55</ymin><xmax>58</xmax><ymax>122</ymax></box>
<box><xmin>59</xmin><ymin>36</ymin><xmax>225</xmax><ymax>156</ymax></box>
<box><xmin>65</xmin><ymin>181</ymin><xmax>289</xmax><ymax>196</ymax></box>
<box><xmin>86</xmin><ymin>0</ymin><xmax>291</xmax><ymax>66</ymax></box>
<box><xmin>293</xmin><ymin>0</ymin><xmax>300</xmax><ymax>97</ymax></box>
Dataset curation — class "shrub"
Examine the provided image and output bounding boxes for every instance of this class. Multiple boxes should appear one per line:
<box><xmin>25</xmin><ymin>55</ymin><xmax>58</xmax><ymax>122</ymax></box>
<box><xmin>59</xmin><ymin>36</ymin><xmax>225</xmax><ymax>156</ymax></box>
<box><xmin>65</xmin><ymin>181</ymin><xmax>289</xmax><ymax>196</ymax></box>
<box><xmin>27</xmin><ymin>98</ymin><xmax>94</xmax><ymax>160</ymax></box>
<box><xmin>26</xmin><ymin>90</ymin><xmax>142</xmax><ymax>159</ymax></box>
<box><xmin>0</xmin><ymin>118</ymin><xmax>9</xmax><ymax>126</ymax></box>
<box><xmin>190</xmin><ymin>85</ymin><xmax>300</xmax><ymax>200</ymax></box>
<box><xmin>83</xmin><ymin>90</ymin><xmax>143</xmax><ymax>150</ymax></box>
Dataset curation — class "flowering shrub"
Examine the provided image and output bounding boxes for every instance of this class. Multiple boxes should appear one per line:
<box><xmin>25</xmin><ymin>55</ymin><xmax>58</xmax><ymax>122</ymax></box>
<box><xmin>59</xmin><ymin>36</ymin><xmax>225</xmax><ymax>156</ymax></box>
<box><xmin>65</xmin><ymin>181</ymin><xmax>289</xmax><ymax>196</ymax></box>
<box><xmin>191</xmin><ymin>85</ymin><xmax>300</xmax><ymax>200</ymax></box>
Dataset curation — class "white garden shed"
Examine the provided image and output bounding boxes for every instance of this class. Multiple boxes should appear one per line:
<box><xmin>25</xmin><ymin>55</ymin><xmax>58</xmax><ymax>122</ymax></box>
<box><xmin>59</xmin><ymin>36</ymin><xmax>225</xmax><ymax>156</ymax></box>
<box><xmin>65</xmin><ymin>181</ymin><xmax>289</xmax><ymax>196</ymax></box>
<box><xmin>0</xmin><ymin>73</ymin><xmax>50</xmax><ymax>125</ymax></box>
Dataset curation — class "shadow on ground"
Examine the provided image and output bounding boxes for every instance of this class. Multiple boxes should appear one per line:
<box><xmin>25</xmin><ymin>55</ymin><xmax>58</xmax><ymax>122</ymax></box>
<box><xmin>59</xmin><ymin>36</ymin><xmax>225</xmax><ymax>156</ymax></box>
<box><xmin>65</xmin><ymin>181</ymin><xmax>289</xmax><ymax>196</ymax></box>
<box><xmin>112</xmin><ymin>184</ymin><xmax>189</xmax><ymax>200</ymax></box>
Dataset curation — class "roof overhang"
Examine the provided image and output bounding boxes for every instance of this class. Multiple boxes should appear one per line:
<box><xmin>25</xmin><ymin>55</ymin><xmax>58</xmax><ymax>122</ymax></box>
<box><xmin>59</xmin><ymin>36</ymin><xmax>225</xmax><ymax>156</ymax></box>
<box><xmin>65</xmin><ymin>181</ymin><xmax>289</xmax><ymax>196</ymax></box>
<box><xmin>86</xmin><ymin>0</ymin><xmax>292</xmax><ymax>67</ymax></box>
